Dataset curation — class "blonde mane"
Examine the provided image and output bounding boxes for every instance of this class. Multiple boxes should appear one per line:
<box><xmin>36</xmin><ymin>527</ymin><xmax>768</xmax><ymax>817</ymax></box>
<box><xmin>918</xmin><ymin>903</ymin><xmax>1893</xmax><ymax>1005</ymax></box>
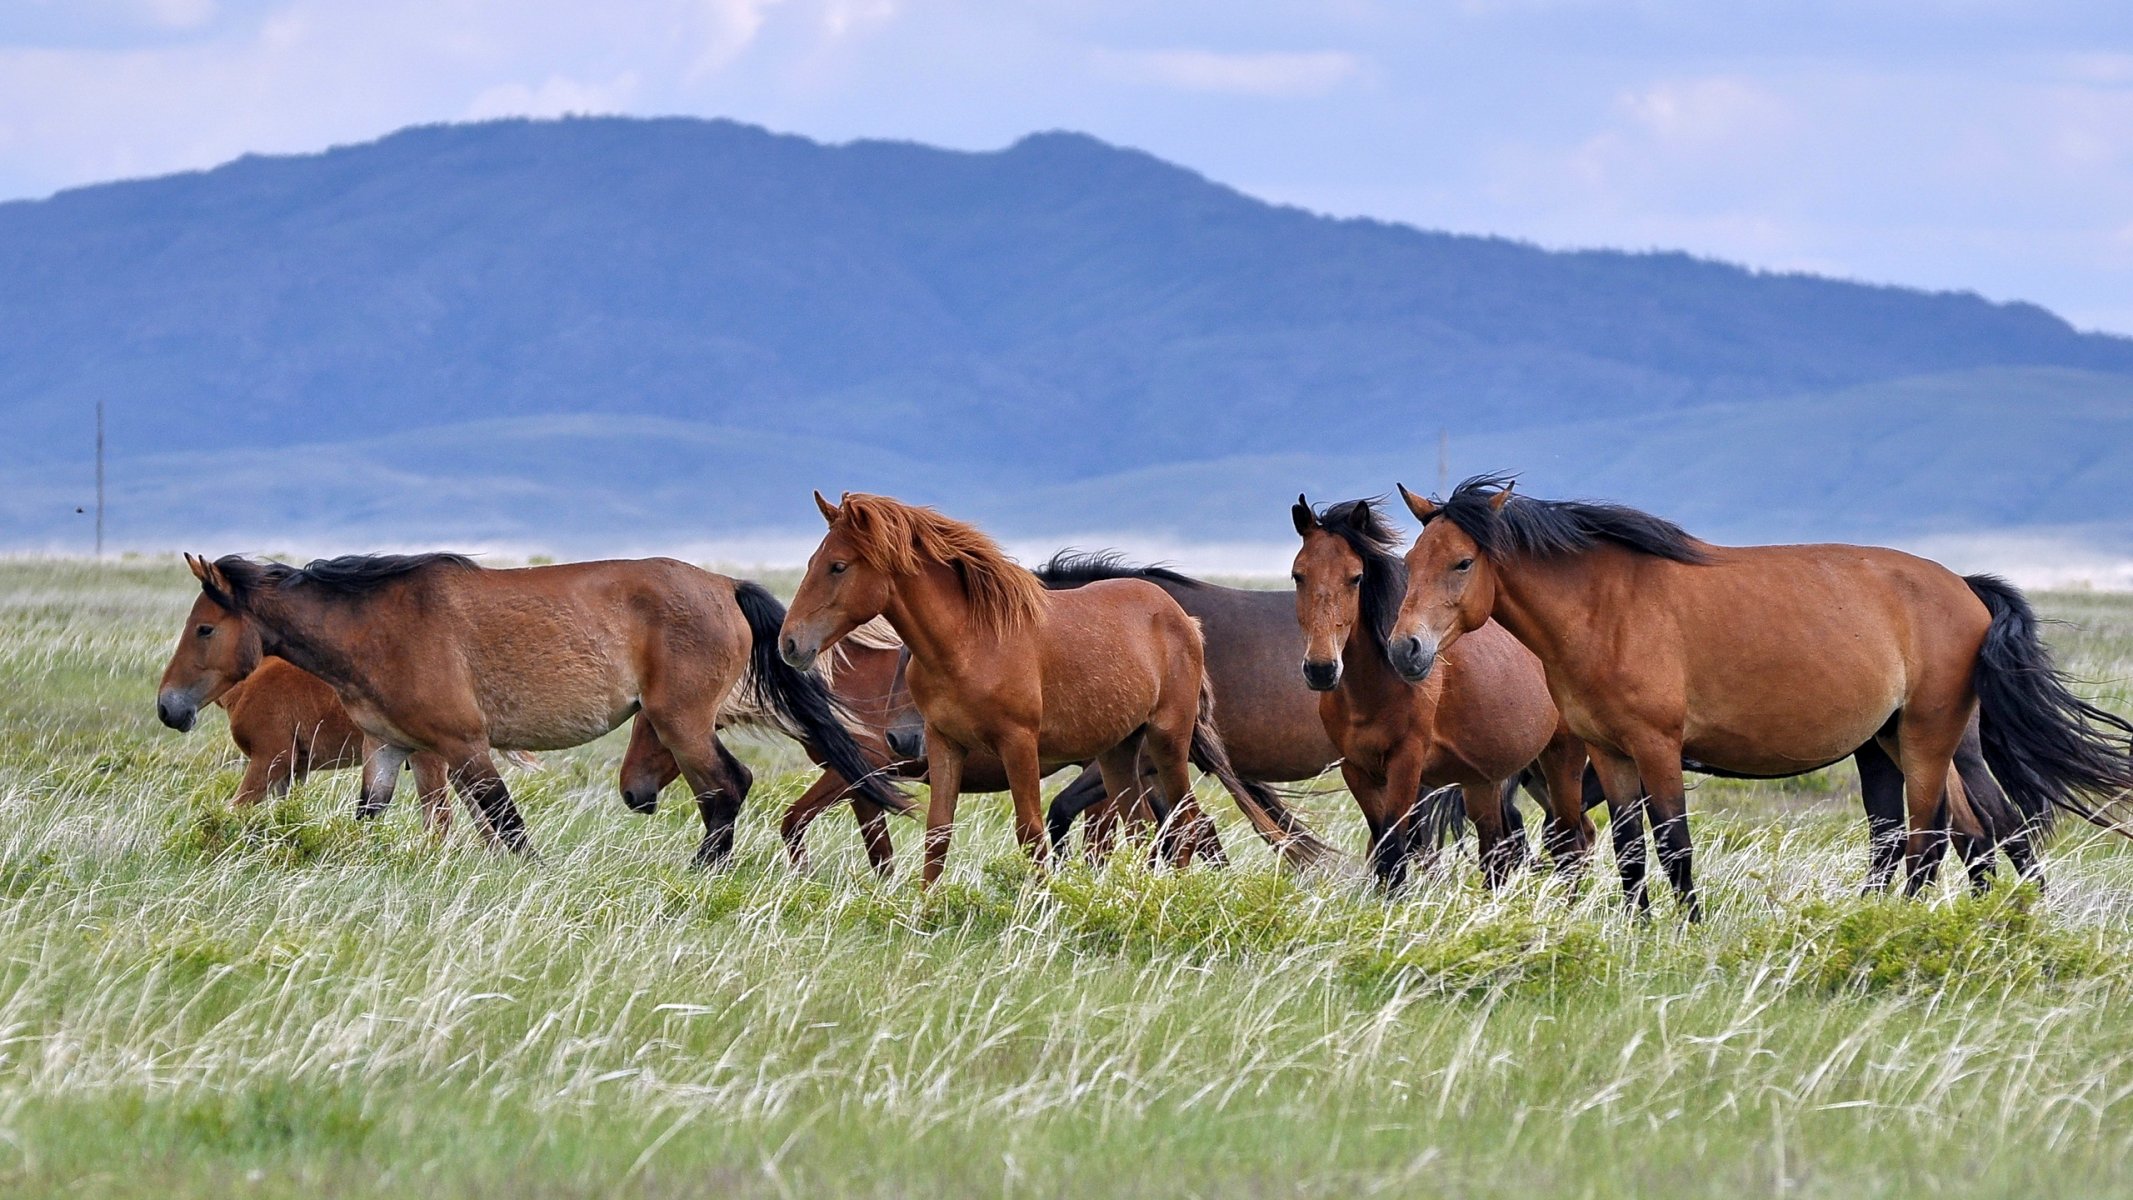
<box><xmin>834</xmin><ymin>493</ymin><xmax>1046</xmax><ymax>635</ymax></box>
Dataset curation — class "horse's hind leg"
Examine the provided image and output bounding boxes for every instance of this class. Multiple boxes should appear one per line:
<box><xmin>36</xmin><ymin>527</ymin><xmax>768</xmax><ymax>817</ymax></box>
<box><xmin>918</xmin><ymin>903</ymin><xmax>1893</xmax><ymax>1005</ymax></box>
<box><xmin>445</xmin><ymin>747</ymin><xmax>534</xmax><ymax>856</ymax></box>
<box><xmin>780</xmin><ymin>771</ymin><xmax>849</xmax><ymax>874</ymax></box>
<box><xmin>1137</xmin><ymin>726</ymin><xmax>1208</xmax><ymax>870</ymax></box>
<box><xmin>1891</xmin><ymin>711</ymin><xmax>1966</xmax><ymax>898</ymax></box>
<box><xmin>1047</xmin><ymin>764</ymin><xmax>1110</xmax><ymax>861</ymax></box>
<box><xmin>852</xmin><ymin>799</ymin><xmax>896</xmax><ymax>878</ymax></box>
<box><xmin>232</xmin><ymin>753</ymin><xmax>292</xmax><ymax>810</ymax></box>
<box><xmin>1535</xmin><ymin>733</ymin><xmax>1596</xmax><ymax>883</ymax></box>
<box><xmin>678</xmin><ymin>735</ymin><xmax>754</xmax><ymax>870</ymax></box>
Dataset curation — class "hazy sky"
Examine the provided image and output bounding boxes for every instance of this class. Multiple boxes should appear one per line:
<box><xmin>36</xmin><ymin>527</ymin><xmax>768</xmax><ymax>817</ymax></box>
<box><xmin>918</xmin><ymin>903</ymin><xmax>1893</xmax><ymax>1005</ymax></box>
<box><xmin>6</xmin><ymin>1</ymin><xmax>2132</xmax><ymax>332</ymax></box>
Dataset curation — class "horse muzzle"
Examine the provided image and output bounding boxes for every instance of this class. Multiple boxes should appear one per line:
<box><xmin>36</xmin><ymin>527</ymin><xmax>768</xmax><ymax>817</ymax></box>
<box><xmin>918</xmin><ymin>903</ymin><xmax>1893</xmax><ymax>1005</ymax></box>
<box><xmin>778</xmin><ymin>634</ymin><xmax>819</xmax><ymax>672</ymax></box>
<box><xmin>156</xmin><ymin>689</ymin><xmax>199</xmax><ymax>732</ymax></box>
<box><xmin>1301</xmin><ymin>659</ymin><xmax>1341</xmax><ymax>692</ymax></box>
<box><xmin>1388</xmin><ymin>635</ymin><xmax>1439</xmax><ymax>684</ymax></box>
<box><xmin>621</xmin><ymin>786</ymin><xmax>659</xmax><ymax>815</ymax></box>
<box><xmin>885</xmin><ymin>725</ymin><xmax>926</xmax><ymax>761</ymax></box>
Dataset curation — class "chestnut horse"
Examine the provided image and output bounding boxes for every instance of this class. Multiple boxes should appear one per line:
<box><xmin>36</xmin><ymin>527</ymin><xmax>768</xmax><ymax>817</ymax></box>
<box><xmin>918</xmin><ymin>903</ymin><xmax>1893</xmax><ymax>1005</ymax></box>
<box><xmin>186</xmin><ymin>553</ymin><xmax>897</xmax><ymax>864</ymax></box>
<box><xmin>779</xmin><ymin>492</ymin><xmax>1338</xmax><ymax>885</ymax></box>
<box><xmin>157</xmin><ymin>591</ymin><xmax>457</xmax><ymax>833</ymax></box>
<box><xmin>1389</xmin><ymin>474</ymin><xmax>2133</xmax><ymax>917</ymax></box>
<box><xmin>1293</xmin><ymin>497</ymin><xmax>1590</xmax><ymax>890</ymax></box>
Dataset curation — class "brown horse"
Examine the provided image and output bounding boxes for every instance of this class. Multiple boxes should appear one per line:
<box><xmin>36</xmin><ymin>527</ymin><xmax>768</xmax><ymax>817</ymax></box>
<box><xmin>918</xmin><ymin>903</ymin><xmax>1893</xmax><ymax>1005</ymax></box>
<box><xmin>185</xmin><ymin>552</ymin><xmax>897</xmax><ymax>864</ymax></box>
<box><xmin>157</xmin><ymin>591</ymin><xmax>458</xmax><ymax>833</ymax></box>
<box><xmin>779</xmin><ymin>492</ymin><xmax>1338</xmax><ymax>885</ymax></box>
<box><xmin>1388</xmin><ymin>474</ymin><xmax>2133</xmax><ymax>917</ymax></box>
<box><xmin>1293</xmin><ymin>497</ymin><xmax>1589</xmax><ymax>890</ymax></box>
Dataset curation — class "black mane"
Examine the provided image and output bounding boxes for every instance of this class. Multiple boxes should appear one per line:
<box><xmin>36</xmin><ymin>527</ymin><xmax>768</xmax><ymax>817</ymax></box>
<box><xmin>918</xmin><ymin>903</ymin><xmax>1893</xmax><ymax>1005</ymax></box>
<box><xmin>1430</xmin><ymin>473</ymin><xmax>1709</xmax><ymax>564</ymax></box>
<box><xmin>1311</xmin><ymin>498</ymin><xmax>1407</xmax><ymax>658</ymax></box>
<box><xmin>212</xmin><ymin>551</ymin><xmax>478</xmax><ymax>602</ymax></box>
<box><xmin>1035</xmin><ymin>549</ymin><xmax>1202</xmax><ymax>590</ymax></box>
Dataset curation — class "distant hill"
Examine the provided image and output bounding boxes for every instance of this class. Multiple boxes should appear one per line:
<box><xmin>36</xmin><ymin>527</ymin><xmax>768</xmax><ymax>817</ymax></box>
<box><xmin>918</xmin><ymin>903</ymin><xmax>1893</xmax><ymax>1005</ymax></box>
<box><xmin>4</xmin><ymin>115</ymin><xmax>2130</xmax><ymax>561</ymax></box>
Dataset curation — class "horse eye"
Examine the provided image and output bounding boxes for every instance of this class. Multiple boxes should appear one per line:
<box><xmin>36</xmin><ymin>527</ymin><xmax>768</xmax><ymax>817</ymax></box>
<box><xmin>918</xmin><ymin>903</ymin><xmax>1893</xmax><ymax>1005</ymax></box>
<box><xmin>195</xmin><ymin>624</ymin><xmax>215</xmax><ymax>638</ymax></box>
<box><xmin>1289</xmin><ymin>572</ymin><xmax>1304</xmax><ymax>586</ymax></box>
<box><xmin>829</xmin><ymin>562</ymin><xmax>848</xmax><ymax>575</ymax></box>
<box><xmin>1454</xmin><ymin>558</ymin><xmax>1474</xmax><ymax>572</ymax></box>
<box><xmin>1346</xmin><ymin>574</ymin><xmax>1363</xmax><ymax>587</ymax></box>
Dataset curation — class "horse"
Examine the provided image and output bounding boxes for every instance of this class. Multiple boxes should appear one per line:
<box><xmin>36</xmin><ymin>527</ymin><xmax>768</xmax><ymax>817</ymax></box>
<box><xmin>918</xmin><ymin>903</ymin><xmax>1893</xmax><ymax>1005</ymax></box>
<box><xmin>1292</xmin><ymin>496</ymin><xmax>1590</xmax><ymax>890</ymax></box>
<box><xmin>184</xmin><ymin>552</ymin><xmax>898</xmax><ymax>865</ymax></box>
<box><xmin>778</xmin><ymin>492</ymin><xmax>1339</xmax><ymax>886</ymax></box>
<box><xmin>1388</xmin><ymin>474</ymin><xmax>2133</xmax><ymax>917</ymax></box>
<box><xmin>157</xmin><ymin>591</ymin><xmax>458</xmax><ymax>835</ymax></box>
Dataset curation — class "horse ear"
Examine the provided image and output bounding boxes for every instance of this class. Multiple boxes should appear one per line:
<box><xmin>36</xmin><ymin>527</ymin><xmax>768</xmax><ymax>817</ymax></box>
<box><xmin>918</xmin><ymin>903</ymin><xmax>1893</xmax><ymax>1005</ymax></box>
<box><xmin>814</xmin><ymin>490</ymin><xmax>841</xmax><ymax>524</ymax></box>
<box><xmin>1489</xmin><ymin>481</ymin><xmax>1516</xmax><ymax>512</ymax></box>
<box><xmin>1397</xmin><ymin>483</ymin><xmax>1437</xmax><ymax>522</ymax></box>
<box><xmin>184</xmin><ymin>553</ymin><xmax>209</xmax><ymax>581</ymax></box>
<box><xmin>1291</xmin><ymin>495</ymin><xmax>1316</xmax><ymax>537</ymax></box>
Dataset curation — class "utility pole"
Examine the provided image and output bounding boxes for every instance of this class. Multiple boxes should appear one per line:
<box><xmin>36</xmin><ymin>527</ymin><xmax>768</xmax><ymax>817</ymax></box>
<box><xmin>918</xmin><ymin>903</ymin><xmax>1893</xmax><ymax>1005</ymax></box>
<box><xmin>95</xmin><ymin>400</ymin><xmax>105</xmax><ymax>559</ymax></box>
<box><xmin>1437</xmin><ymin>428</ymin><xmax>1449</xmax><ymax>495</ymax></box>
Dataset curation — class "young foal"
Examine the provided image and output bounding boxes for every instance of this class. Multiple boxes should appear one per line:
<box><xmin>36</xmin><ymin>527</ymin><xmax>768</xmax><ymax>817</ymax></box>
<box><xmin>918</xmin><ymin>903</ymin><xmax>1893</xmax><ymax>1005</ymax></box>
<box><xmin>187</xmin><ymin>553</ymin><xmax>896</xmax><ymax>864</ymax></box>
<box><xmin>779</xmin><ymin>492</ymin><xmax>1338</xmax><ymax>886</ymax></box>
<box><xmin>1292</xmin><ymin>497</ymin><xmax>1589</xmax><ymax>890</ymax></box>
<box><xmin>1389</xmin><ymin>475</ymin><xmax>2133</xmax><ymax>917</ymax></box>
<box><xmin>156</xmin><ymin>591</ymin><xmax>457</xmax><ymax>833</ymax></box>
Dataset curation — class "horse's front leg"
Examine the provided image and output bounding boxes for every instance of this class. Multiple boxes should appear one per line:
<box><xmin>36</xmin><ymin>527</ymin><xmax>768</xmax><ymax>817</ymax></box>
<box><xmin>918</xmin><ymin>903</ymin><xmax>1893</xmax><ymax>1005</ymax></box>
<box><xmin>998</xmin><ymin>729</ymin><xmax>1052</xmax><ymax>873</ymax></box>
<box><xmin>1378</xmin><ymin>751</ymin><xmax>1432</xmax><ymax>892</ymax></box>
<box><xmin>779</xmin><ymin>771</ymin><xmax>849</xmax><ymax>875</ymax></box>
<box><xmin>1588</xmin><ymin>747</ymin><xmax>1653</xmax><ymax>917</ymax></box>
<box><xmin>445</xmin><ymin>746</ymin><xmax>535</xmax><ymax>857</ymax></box>
<box><xmin>920</xmin><ymin>733</ymin><xmax>965</xmax><ymax>889</ymax></box>
<box><xmin>1627</xmin><ymin>744</ymin><xmax>1699</xmax><ymax>921</ymax></box>
<box><xmin>358</xmin><ymin>739</ymin><xmax>411</xmax><ymax>821</ymax></box>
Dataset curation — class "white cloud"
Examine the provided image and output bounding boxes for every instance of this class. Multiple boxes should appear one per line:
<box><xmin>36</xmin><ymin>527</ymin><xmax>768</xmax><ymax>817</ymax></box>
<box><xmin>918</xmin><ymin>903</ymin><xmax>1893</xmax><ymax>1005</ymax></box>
<box><xmin>1101</xmin><ymin>48</ymin><xmax>1363</xmax><ymax>97</ymax></box>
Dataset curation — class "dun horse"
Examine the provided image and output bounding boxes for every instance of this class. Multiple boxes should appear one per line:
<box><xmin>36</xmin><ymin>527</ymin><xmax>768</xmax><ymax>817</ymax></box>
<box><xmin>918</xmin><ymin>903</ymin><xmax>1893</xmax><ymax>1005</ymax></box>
<box><xmin>185</xmin><ymin>553</ymin><xmax>897</xmax><ymax>864</ymax></box>
<box><xmin>157</xmin><ymin>592</ymin><xmax>457</xmax><ymax>834</ymax></box>
<box><xmin>1293</xmin><ymin>497</ymin><xmax>1589</xmax><ymax>889</ymax></box>
<box><xmin>779</xmin><ymin>493</ymin><xmax>1338</xmax><ymax>885</ymax></box>
<box><xmin>1389</xmin><ymin>474</ymin><xmax>2133</xmax><ymax>917</ymax></box>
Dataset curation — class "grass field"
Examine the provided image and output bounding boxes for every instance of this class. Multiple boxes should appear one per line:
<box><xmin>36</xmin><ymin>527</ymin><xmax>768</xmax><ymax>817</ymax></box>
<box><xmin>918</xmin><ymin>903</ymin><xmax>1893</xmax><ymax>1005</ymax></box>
<box><xmin>4</xmin><ymin>558</ymin><xmax>2133</xmax><ymax>1198</ymax></box>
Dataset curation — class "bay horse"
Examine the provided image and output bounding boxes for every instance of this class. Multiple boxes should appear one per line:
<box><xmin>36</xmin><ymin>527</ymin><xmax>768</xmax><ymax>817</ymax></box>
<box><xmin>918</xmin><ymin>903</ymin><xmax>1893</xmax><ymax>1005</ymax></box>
<box><xmin>779</xmin><ymin>492</ymin><xmax>1339</xmax><ymax>886</ymax></box>
<box><xmin>1388</xmin><ymin>474</ymin><xmax>2133</xmax><ymax>917</ymax></box>
<box><xmin>185</xmin><ymin>553</ymin><xmax>897</xmax><ymax>865</ymax></box>
<box><xmin>1292</xmin><ymin>496</ymin><xmax>1590</xmax><ymax>890</ymax></box>
<box><xmin>157</xmin><ymin>591</ymin><xmax>457</xmax><ymax>834</ymax></box>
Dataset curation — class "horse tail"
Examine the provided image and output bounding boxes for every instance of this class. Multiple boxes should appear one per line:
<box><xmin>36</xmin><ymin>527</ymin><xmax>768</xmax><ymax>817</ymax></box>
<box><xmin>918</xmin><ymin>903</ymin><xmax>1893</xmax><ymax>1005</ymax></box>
<box><xmin>1966</xmin><ymin>573</ymin><xmax>2133</xmax><ymax>837</ymax></box>
<box><xmin>1188</xmin><ymin>680</ymin><xmax>1345</xmax><ymax>871</ymax></box>
<box><xmin>732</xmin><ymin>581</ymin><xmax>912</xmax><ymax>816</ymax></box>
<box><xmin>1410</xmin><ymin>784</ymin><xmax>1470</xmax><ymax>853</ymax></box>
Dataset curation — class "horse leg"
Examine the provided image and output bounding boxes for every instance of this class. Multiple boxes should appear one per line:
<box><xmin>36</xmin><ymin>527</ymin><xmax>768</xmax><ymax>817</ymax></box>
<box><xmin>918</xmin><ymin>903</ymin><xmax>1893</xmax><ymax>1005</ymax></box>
<box><xmin>1536</xmin><ymin>733</ymin><xmax>1595</xmax><ymax>884</ymax></box>
<box><xmin>1463</xmin><ymin>781</ymin><xmax>1521</xmax><ymax>890</ymax></box>
<box><xmin>232</xmin><ymin>754</ymin><xmax>287</xmax><ymax>810</ymax></box>
<box><xmin>1588</xmin><ymin>748</ymin><xmax>1652</xmax><ymax>916</ymax></box>
<box><xmin>1047</xmin><ymin>763</ymin><xmax>1109</xmax><ymax>861</ymax></box>
<box><xmin>1093</xmin><ymin>745</ymin><xmax>1145</xmax><ymax>865</ymax></box>
<box><xmin>921</xmin><ymin>734</ymin><xmax>966</xmax><ymax>888</ymax></box>
<box><xmin>1625</xmin><ymin>746</ymin><xmax>1698</xmax><ymax>921</ymax></box>
<box><xmin>1339</xmin><ymin>761</ymin><xmax>1398</xmax><ymax>889</ymax></box>
<box><xmin>999</xmin><ymin>730</ymin><xmax>1053</xmax><ymax>871</ymax></box>
<box><xmin>680</xmin><ymin>736</ymin><xmax>754</xmax><ymax>870</ymax></box>
<box><xmin>779</xmin><ymin>771</ymin><xmax>848</xmax><ymax>874</ymax></box>
<box><xmin>358</xmin><ymin>740</ymin><xmax>412</xmax><ymax>821</ymax></box>
<box><xmin>446</xmin><ymin>747</ymin><xmax>534</xmax><ymax>856</ymax></box>
<box><xmin>412</xmin><ymin>752</ymin><xmax>455</xmax><ymax>840</ymax></box>
<box><xmin>1853</xmin><ymin>740</ymin><xmax>1907</xmax><ymax>893</ymax></box>
<box><xmin>1138</xmin><ymin>725</ymin><xmax>1205</xmax><ymax>871</ymax></box>
<box><xmin>852</xmin><ymin>799</ymin><xmax>896</xmax><ymax>879</ymax></box>
<box><xmin>1892</xmin><ymin>712</ymin><xmax>1965</xmax><ymax>898</ymax></box>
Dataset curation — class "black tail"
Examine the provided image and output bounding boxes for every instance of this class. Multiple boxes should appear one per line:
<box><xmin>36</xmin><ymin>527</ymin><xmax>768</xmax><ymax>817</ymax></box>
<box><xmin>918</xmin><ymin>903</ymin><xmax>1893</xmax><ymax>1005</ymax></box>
<box><xmin>1188</xmin><ymin>682</ymin><xmax>1344</xmax><ymax>871</ymax></box>
<box><xmin>1966</xmin><ymin>574</ymin><xmax>2133</xmax><ymax>836</ymax></box>
<box><xmin>733</xmin><ymin>581</ymin><xmax>911</xmax><ymax>816</ymax></box>
<box><xmin>1411</xmin><ymin>784</ymin><xmax>1470</xmax><ymax>853</ymax></box>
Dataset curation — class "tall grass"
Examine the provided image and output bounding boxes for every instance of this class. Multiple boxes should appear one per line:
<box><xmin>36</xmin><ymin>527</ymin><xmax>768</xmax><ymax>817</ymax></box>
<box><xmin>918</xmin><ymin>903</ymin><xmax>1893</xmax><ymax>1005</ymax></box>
<box><xmin>2</xmin><ymin>559</ymin><xmax>2132</xmax><ymax>1197</ymax></box>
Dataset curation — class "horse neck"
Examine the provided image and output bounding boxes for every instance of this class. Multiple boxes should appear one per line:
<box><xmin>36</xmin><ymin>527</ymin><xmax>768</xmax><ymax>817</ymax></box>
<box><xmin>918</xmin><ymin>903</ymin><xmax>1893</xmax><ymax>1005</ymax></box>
<box><xmin>1485</xmin><ymin>553</ymin><xmax>1607</xmax><ymax>670</ymax></box>
<box><xmin>237</xmin><ymin>589</ymin><xmax>372</xmax><ymax>696</ymax></box>
<box><xmin>881</xmin><ymin>560</ymin><xmax>997</xmax><ymax>676</ymax></box>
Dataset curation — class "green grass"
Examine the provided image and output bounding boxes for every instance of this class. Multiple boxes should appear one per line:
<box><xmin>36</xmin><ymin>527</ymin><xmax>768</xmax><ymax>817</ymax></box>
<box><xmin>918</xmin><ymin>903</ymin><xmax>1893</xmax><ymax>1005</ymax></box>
<box><xmin>4</xmin><ymin>557</ymin><xmax>2133</xmax><ymax>1197</ymax></box>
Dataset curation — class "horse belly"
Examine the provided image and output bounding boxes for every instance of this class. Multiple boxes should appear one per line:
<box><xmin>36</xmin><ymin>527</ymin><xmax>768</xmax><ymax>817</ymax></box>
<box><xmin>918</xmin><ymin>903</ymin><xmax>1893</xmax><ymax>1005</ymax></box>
<box><xmin>475</xmin><ymin>660</ymin><xmax>639</xmax><ymax>751</ymax></box>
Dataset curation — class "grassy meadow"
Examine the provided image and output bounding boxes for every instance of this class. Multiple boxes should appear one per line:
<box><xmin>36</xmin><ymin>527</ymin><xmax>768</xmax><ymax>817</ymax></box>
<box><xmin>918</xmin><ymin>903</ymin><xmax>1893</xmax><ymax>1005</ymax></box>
<box><xmin>3</xmin><ymin>557</ymin><xmax>2133</xmax><ymax>1197</ymax></box>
